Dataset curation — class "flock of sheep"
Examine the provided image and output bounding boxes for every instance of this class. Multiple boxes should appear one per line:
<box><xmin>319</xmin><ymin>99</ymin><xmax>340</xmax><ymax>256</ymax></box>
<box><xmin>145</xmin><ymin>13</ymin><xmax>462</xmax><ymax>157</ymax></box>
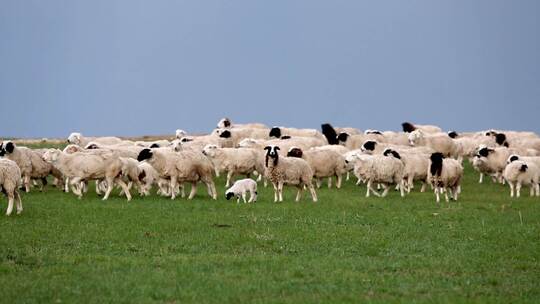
<box><xmin>1</xmin><ymin>118</ymin><xmax>539</xmax><ymax>216</ymax></box>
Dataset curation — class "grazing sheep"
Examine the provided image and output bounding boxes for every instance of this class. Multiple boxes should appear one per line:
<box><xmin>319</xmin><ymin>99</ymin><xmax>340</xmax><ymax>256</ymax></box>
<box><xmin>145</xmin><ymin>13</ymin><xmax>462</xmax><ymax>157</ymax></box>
<box><xmin>471</xmin><ymin>146</ymin><xmax>535</xmax><ymax>184</ymax></box>
<box><xmin>67</xmin><ymin>132</ymin><xmax>122</xmax><ymax>147</ymax></box>
<box><xmin>352</xmin><ymin>152</ymin><xmax>406</xmax><ymax>198</ymax></box>
<box><xmin>137</xmin><ymin>148</ymin><xmax>217</xmax><ymax>200</ymax></box>
<box><xmin>503</xmin><ymin>161</ymin><xmax>540</xmax><ymax>198</ymax></box>
<box><xmin>402</xmin><ymin>122</ymin><xmax>442</xmax><ymax>134</ymax></box>
<box><xmin>408</xmin><ymin>130</ymin><xmax>458</xmax><ymax>158</ymax></box>
<box><xmin>263</xmin><ymin>145</ymin><xmax>317</xmax><ymax>202</ymax></box>
<box><xmin>268</xmin><ymin>126</ymin><xmax>326</xmax><ymax>141</ymax></box>
<box><xmin>225</xmin><ymin>178</ymin><xmax>258</xmax><ymax>203</ymax></box>
<box><xmin>217</xmin><ymin>118</ymin><xmax>267</xmax><ymax>129</ymax></box>
<box><xmin>0</xmin><ymin>159</ymin><xmax>23</xmax><ymax>216</ymax></box>
<box><xmin>202</xmin><ymin>144</ymin><xmax>263</xmax><ymax>187</ymax></box>
<box><xmin>287</xmin><ymin>147</ymin><xmax>347</xmax><ymax>189</ymax></box>
<box><xmin>427</xmin><ymin>153</ymin><xmax>463</xmax><ymax>203</ymax></box>
<box><xmin>42</xmin><ymin>149</ymin><xmax>132</xmax><ymax>201</ymax></box>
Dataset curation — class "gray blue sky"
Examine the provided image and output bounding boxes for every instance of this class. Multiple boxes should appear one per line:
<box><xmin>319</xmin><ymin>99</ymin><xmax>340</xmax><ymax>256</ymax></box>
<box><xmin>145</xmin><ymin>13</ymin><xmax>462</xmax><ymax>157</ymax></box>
<box><xmin>1</xmin><ymin>0</ymin><xmax>539</xmax><ymax>138</ymax></box>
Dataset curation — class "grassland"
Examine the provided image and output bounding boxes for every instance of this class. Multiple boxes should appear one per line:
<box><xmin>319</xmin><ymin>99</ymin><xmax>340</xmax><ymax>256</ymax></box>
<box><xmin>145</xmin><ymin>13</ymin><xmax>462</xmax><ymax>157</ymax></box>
<box><xmin>0</xmin><ymin>144</ymin><xmax>539</xmax><ymax>303</ymax></box>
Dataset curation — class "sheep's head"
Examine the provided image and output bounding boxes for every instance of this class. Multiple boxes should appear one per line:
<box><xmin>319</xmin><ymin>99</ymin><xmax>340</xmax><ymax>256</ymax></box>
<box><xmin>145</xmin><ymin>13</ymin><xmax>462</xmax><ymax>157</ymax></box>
<box><xmin>321</xmin><ymin>123</ymin><xmax>339</xmax><ymax>145</ymax></box>
<box><xmin>495</xmin><ymin>133</ymin><xmax>509</xmax><ymax>147</ymax></box>
<box><xmin>137</xmin><ymin>148</ymin><xmax>153</xmax><ymax>162</ymax></box>
<box><xmin>219</xmin><ymin>130</ymin><xmax>231</xmax><ymax>138</ymax></box>
<box><xmin>269</xmin><ymin>127</ymin><xmax>282</xmax><ymax>138</ymax></box>
<box><xmin>287</xmin><ymin>147</ymin><xmax>303</xmax><ymax>158</ymax></box>
<box><xmin>67</xmin><ymin>132</ymin><xmax>82</xmax><ymax>145</ymax></box>
<box><xmin>202</xmin><ymin>144</ymin><xmax>218</xmax><ymax>157</ymax></box>
<box><xmin>171</xmin><ymin>140</ymin><xmax>183</xmax><ymax>152</ymax></box>
<box><xmin>1</xmin><ymin>141</ymin><xmax>15</xmax><ymax>155</ymax></box>
<box><xmin>264</xmin><ymin>145</ymin><xmax>280</xmax><ymax>167</ymax></box>
<box><xmin>408</xmin><ymin>130</ymin><xmax>423</xmax><ymax>146</ymax></box>
<box><xmin>507</xmin><ymin>154</ymin><xmax>520</xmax><ymax>164</ymax></box>
<box><xmin>175</xmin><ymin>129</ymin><xmax>187</xmax><ymax>139</ymax></box>
<box><xmin>448</xmin><ymin>131</ymin><xmax>459</xmax><ymax>138</ymax></box>
<box><xmin>383</xmin><ymin>148</ymin><xmax>401</xmax><ymax>159</ymax></box>
<box><xmin>225</xmin><ymin>191</ymin><xmax>235</xmax><ymax>200</ymax></box>
<box><xmin>485</xmin><ymin>130</ymin><xmax>498</xmax><ymax>137</ymax></box>
<box><xmin>429</xmin><ymin>152</ymin><xmax>445</xmax><ymax>176</ymax></box>
<box><xmin>337</xmin><ymin>132</ymin><xmax>349</xmax><ymax>144</ymax></box>
<box><xmin>150</xmin><ymin>143</ymin><xmax>160</xmax><ymax>148</ymax></box>
<box><xmin>361</xmin><ymin>140</ymin><xmax>377</xmax><ymax>153</ymax></box>
<box><xmin>85</xmin><ymin>142</ymin><xmax>100</xmax><ymax>149</ymax></box>
<box><xmin>217</xmin><ymin>118</ymin><xmax>232</xmax><ymax>129</ymax></box>
<box><xmin>402</xmin><ymin>122</ymin><xmax>416</xmax><ymax>133</ymax></box>
<box><xmin>477</xmin><ymin>147</ymin><xmax>494</xmax><ymax>158</ymax></box>
<box><xmin>42</xmin><ymin>149</ymin><xmax>61</xmax><ymax>163</ymax></box>
<box><xmin>63</xmin><ymin>144</ymin><xmax>83</xmax><ymax>154</ymax></box>
<box><xmin>365</xmin><ymin>129</ymin><xmax>382</xmax><ymax>135</ymax></box>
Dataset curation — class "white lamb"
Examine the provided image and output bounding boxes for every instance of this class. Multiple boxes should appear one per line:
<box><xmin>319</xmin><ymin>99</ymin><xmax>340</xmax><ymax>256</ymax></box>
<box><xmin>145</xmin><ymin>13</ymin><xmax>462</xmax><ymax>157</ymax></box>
<box><xmin>225</xmin><ymin>178</ymin><xmax>258</xmax><ymax>203</ymax></box>
<box><xmin>0</xmin><ymin>159</ymin><xmax>23</xmax><ymax>216</ymax></box>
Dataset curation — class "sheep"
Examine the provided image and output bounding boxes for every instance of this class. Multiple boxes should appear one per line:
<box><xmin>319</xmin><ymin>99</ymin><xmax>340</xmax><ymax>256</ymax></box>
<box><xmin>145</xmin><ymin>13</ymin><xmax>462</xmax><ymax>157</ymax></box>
<box><xmin>352</xmin><ymin>152</ymin><xmax>406</xmax><ymax>198</ymax></box>
<box><xmin>263</xmin><ymin>145</ymin><xmax>317</xmax><ymax>202</ymax></box>
<box><xmin>137</xmin><ymin>162</ymin><xmax>163</xmax><ymax>196</ymax></box>
<box><xmin>383</xmin><ymin>148</ymin><xmax>429</xmax><ymax>193</ymax></box>
<box><xmin>320</xmin><ymin>123</ymin><xmax>361</xmax><ymax>145</ymax></box>
<box><xmin>202</xmin><ymin>144</ymin><xmax>263</xmax><ymax>187</ymax></box>
<box><xmin>506</xmin><ymin>154</ymin><xmax>540</xmax><ymax>169</ymax></box>
<box><xmin>225</xmin><ymin>178</ymin><xmax>258</xmax><ymax>203</ymax></box>
<box><xmin>134</xmin><ymin>140</ymin><xmax>171</xmax><ymax>148</ymax></box>
<box><xmin>408</xmin><ymin>130</ymin><xmax>458</xmax><ymax>158</ymax></box>
<box><xmin>84</xmin><ymin>142</ymin><xmax>143</xmax><ymax>159</ymax></box>
<box><xmin>0</xmin><ymin>159</ymin><xmax>23</xmax><ymax>216</ymax></box>
<box><xmin>217</xmin><ymin>118</ymin><xmax>267</xmax><ymax>129</ymax></box>
<box><xmin>175</xmin><ymin>129</ymin><xmax>187</xmax><ymax>139</ymax></box>
<box><xmin>42</xmin><ymin>149</ymin><xmax>132</xmax><ymax>201</ymax></box>
<box><xmin>238</xmin><ymin>137</ymin><xmax>325</xmax><ymax>153</ymax></box>
<box><xmin>503</xmin><ymin>161</ymin><xmax>539</xmax><ymax>198</ymax></box>
<box><xmin>213</xmin><ymin>128</ymin><xmax>269</xmax><ymax>146</ymax></box>
<box><xmin>427</xmin><ymin>153</ymin><xmax>463</xmax><ymax>203</ymax></box>
<box><xmin>472</xmin><ymin>146</ymin><xmax>537</xmax><ymax>184</ymax></box>
<box><xmin>136</xmin><ymin>148</ymin><xmax>217</xmax><ymax>200</ymax></box>
<box><xmin>0</xmin><ymin>141</ymin><xmax>61</xmax><ymax>192</ymax></box>
<box><xmin>286</xmin><ymin>147</ymin><xmax>347</xmax><ymax>189</ymax></box>
<box><xmin>336</xmin><ymin>132</ymin><xmax>386</xmax><ymax>150</ymax></box>
<box><xmin>67</xmin><ymin>132</ymin><xmax>123</xmax><ymax>147</ymax></box>
<box><xmin>268</xmin><ymin>126</ymin><xmax>326</xmax><ymax>141</ymax></box>
<box><xmin>402</xmin><ymin>122</ymin><xmax>442</xmax><ymax>134</ymax></box>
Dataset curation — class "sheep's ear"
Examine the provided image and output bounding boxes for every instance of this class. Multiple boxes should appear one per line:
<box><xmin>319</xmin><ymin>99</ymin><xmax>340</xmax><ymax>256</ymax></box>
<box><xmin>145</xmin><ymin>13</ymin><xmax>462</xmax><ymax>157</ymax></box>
<box><xmin>275</xmin><ymin>146</ymin><xmax>280</xmax><ymax>151</ymax></box>
<box><xmin>520</xmin><ymin>164</ymin><xmax>528</xmax><ymax>172</ymax></box>
<box><xmin>263</xmin><ymin>146</ymin><xmax>271</xmax><ymax>151</ymax></box>
<box><xmin>509</xmin><ymin>156</ymin><xmax>518</xmax><ymax>162</ymax></box>
<box><xmin>5</xmin><ymin>142</ymin><xmax>14</xmax><ymax>153</ymax></box>
<box><xmin>150</xmin><ymin>143</ymin><xmax>160</xmax><ymax>148</ymax></box>
<box><xmin>392</xmin><ymin>151</ymin><xmax>401</xmax><ymax>159</ymax></box>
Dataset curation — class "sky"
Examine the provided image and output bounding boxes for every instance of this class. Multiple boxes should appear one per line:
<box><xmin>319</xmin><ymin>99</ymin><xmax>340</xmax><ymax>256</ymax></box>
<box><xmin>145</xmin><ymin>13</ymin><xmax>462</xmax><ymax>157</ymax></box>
<box><xmin>1</xmin><ymin>0</ymin><xmax>539</xmax><ymax>138</ymax></box>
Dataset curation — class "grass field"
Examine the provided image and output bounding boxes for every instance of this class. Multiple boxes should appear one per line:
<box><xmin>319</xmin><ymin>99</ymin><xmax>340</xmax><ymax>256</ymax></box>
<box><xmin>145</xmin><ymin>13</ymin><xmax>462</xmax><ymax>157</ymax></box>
<box><xmin>1</xmin><ymin>145</ymin><xmax>539</xmax><ymax>303</ymax></box>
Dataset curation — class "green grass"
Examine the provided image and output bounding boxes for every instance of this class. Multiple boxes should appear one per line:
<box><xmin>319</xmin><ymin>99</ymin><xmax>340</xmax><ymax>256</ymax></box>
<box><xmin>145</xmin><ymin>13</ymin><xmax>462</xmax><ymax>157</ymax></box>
<box><xmin>1</xmin><ymin>146</ymin><xmax>539</xmax><ymax>303</ymax></box>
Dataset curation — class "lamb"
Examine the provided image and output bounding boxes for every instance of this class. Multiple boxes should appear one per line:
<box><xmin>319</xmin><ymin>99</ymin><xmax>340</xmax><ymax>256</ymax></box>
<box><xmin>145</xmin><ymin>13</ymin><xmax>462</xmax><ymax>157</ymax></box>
<box><xmin>137</xmin><ymin>162</ymin><xmax>162</xmax><ymax>196</ymax></box>
<box><xmin>137</xmin><ymin>148</ymin><xmax>217</xmax><ymax>200</ymax></box>
<box><xmin>42</xmin><ymin>149</ymin><xmax>132</xmax><ymax>201</ymax></box>
<box><xmin>225</xmin><ymin>178</ymin><xmax>258</xmax><ymax>203</ymax></box>
<box><xmin>352</xmin><ymin>152</ymin><xmax>406</xmax><ymax>197</ymax></box>
<box><xmin>0</xmin><ymin>159</ymin><xmax>23</xmax><ymax>216</ymax></box>
<box><xmin>402</xmin><ymin>122</ymin><xmax>442</xmax><ymax>134</ymax></box>
<box><xmin>408</xmin><ymin>130</ymin><xmax>458</xmax><ymax>158</ymax></box>
<box><xmin>67</xmin><ymin>132</ymin><xmax>123</xmax><ymax>147</ymax></box>
<box><xmin>383</xmin><ymin>148</ymin><xmax>429</xmax><ymax>193</ymax></box>
<box><xmin>286</xmin><ymin>147</ymin><xmax>347</xmax><ymax>188</ymax></box>
<box><xmin>503</xmin><ymin>161</ymin><xmax>539</xmax><ymax>198</ymax></box>
<box><xmin>263</xmin><ymin>145</ymin><xmax>317</xmax><ymax>202</ymax></box>
<box><xmin>202</xmin><ymin>144</ymin><xmax>263</xmax><ymax>187</ymax></box>
<box><xmin>0</xmin><ymin>141</ymin><xmax>61</xmax><ymax>192</ymax></box>
<box><xmin>427</xmin><ymin>152</ymin><xmax>463</xmax><ymax>203</ymax></box>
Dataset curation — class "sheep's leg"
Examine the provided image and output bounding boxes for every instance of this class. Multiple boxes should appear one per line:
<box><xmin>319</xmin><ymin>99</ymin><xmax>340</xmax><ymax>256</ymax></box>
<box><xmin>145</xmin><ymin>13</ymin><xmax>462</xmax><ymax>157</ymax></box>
<box><xmin>453</xmin><ymin>187</ymin><xmax>459</xmax><ymax>201</ymax></box>
<box><xmin>170</xmin><ymin>177</ymin><xmax>177</xmax><ymax>200</ymax></box>
<box><xmin>420</xmin><ymin>182</ymin><xmax>426</xmax><ymax>192</ymax></box>
<box><xmin>315</xmin><ymin>178</ymin><xmax>321</xmax><ymax>189</ymax></box>
<box><xmin>381</xmin><ymin>184</ymin><xmax>389</xmax><ymax>197</ymax></box>
<box><xmin>327</xmin><ymin>177</ymin><xmax>332</xmax><ymax>189</ymax></box>
<box><xmin>478</xmin><ymin>173</ymin><xmax>483</xmax><ymax>183</ymax></box>
<box><xmin>399</xmin><ymin>180</ymin><xmax>405</xmax><ymax>197</ymax></box>
<box><xmin>516</xmin><ymin>182</ymin><xmax>522</xmax><ymax>198</ymax></box>
<box><xmin>272</xmin><ymin>183</ymin><xmax>278</xmax><ymax>202</ymax></box>
<box><xmin>226</xmin><ymin>171</ymin><xmax>233</xmax><ymax>188</ymax></box>
<box><xmin>6</xmin><ymin>193</ymin><xmax>14</xmax><ymax>216</ymax></box>
<box><xmin>102</xmin><ymin>178</ymin><xmax>115</xmax><ymax>201</ymax></box>
<box><xmin>188</xmin><ymin>182</ymin><xmax>197</xmax><ymax>200</ymax></box>
<box><xmin>242</xmin><ymin>192</ymin><xmax>247</xmax><ymax>203</ymax></box>
<box><xmin>530</xmin><ymin>185</ymin><xmax>534</xmax><ymax>197</ymax></box>
<box><xmin>15</xmin><ymin>191</ymin><xmax>23</xmax><ymax>214</ymax></box>
<box><xmin>116</xmin><ymin>178</ymin><xmax>132</xmax><ymax>201</ymax></box>
<box><xmin>64</xmin><ymin>178</ymin><xmax>70</xmax><ymax>192</ymax></box>
<box><xmin>346</xmin><ymin>171</ymin><xmax>350</xmax><ymax>181</ymax></box>
<box><xmin>368</xmin><ymin>182</ymin><xmax>381</xmax><ymax>197</ymax></box>
<box><xmin>407</xmin><ymin>176</ymin><xmax>414</xmax><ymax>193</ymax></box>
<box><xmin>435</xmin><ymin>187</ymin><xmax>440</xmax><ymax>203</ymax></box>
<box><xmin>278</xmin><ymin>182</ymin><xmax>284</xmax><ymax>202</ymax></box>
<box><xmin>336</xmin><ymin>174</ymin><xmax>342</xmax><ymax>189</ymax></box>
<box><xmin>249</xmin><ymin>189</ymin><xmax>257</xmax><ymax>202</ymax></box>
<box><xmin>535</xmin><ymin>183</ymin><xmax>540</xmax><ymax>197</ymax></box>
<box><xmin>509</xmin><ymin>182</ymin><xmax>515</xmax><ymax>197</ymax></box>
<box><xmin>210</xmin><ymin>181</ymin><xmax>217</xmax><ymax>200</ymax></box>
<box><xmin>356</xmin><ymin>178</ymin><xmax>362</xmax><ymax>186</ymax></box>
<box><xmin>366</xmin><ymin>180</ymin><xmax>371</xmax><ymax>197</ymax></box>
<box><xmin>444</xmin><ymin>187</ymin><xmax>450</xmax><ymax>202</ymax></box>
<box><xmin>309</xmin><ymin>183</ymin><xmax>318</xmax><ymax>202</ymax></box>
<box><xmin>70</xmin><ymin>177</ymin><xmax>83</xmax><ymax>198</ymax></box>
<box><xmin>295</xmin><ymin>186</ymin><xmax>303</xmax><ymax>202</ymax></box>
<box><xmin>23</xmin><ymin>175</ymin><xmax>31</xmax><ymax>193</ymax></box>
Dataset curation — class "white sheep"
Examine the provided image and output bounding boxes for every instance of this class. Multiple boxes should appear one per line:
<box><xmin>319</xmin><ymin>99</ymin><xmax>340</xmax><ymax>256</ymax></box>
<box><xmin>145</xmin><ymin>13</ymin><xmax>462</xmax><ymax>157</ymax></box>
<box><xmin>175</xmin><ymin>129</ymin><xmax>187</xmax><ymax>139</ymax></box>
<box><xmin>402</xmin><ymin>122</ymin><xmax>442</xmax><ymax>134</ymax></box>
<box><xmin>202</xmin><ymin>144</ymin><xmax>263</xmax><ymax>187</ymax></box>
<box><xmin>67</xmin><ymin>132</ymin><xmax>123</xmax><ymax>147</ymax></box>
<box><xmin>427</xmin><ymin>153</ymin><xmax>463</xmax><ymax>203</ymax></box>
<box><xmin>352</xmin><ymin>152</ymin><xmax>406</xmax><ymax>198</ymax></box>
<box><xmin>263</xmin><ymin>145</ymin><xmax>317</xmax><ymax>202</ymax></box>
<box><xmin>506</xmin><ymin>154</ymin><xmax>540</xmax><ymax>169</ymax></box>
<box><xmin>136</xmin><ymin>148</ymin><xmax>217</xmax><ymax>200</ymax></box>
<box><xmin>287</xmin><ymin>147</ymin><xmax>347</xmax><ymax>188</ymax></box>
<box><xmin>217</xmin><ymin>118</ymin><xmax>267</xmax><ymax>129</ymax></box>
<box><xmin>408</xmin><ymin>130</ymin><xmax>458</xmax><ymax>158</ymax></box>
<box><xmin>383</xmin><ymin>148</ymin><xmax>429</xmax><ymax>193</ymax></box>
<box><xmin>503</xmin><ymin>160</ymin><xmax>539</xmax><ymax>198</ymax></box>
<box><xmin>0</xmin><ymin>159</ymin><xmax>23</xmax><ymax>216</ymax></box>
<box><xmin>225</xmin><ymin>178</ymin><xmax>258</xmax><ymax>203</ymax></box>
<box><xmin>268</xmin><ymin>126</ymin><xmax>326</xmax><ymax>141</ymax></box>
